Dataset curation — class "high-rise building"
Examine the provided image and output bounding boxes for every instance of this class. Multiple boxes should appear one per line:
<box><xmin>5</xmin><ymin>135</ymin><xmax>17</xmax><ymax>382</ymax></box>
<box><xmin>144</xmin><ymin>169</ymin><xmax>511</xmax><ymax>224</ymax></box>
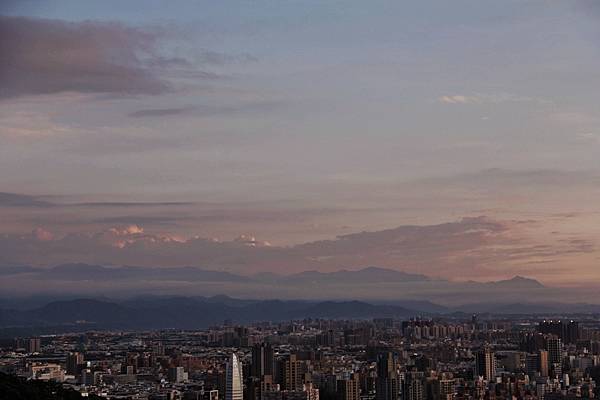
<box><xmin>66</xmin><ymin>352</ymin><xmax>85</xmax><ymax>375</ymax></box>
<box><xmin>227</xmin><ymin>353</ymin><xmax>244</xmax><ymax>400</ymax></box>
<box><xmin>434</xmin><ymin>379</ymin><xmax>455</xmax><ymax>400</ymax></box>
<box><xmin>376</xmin><ymin>352</ymin><xmax>399</xmax><ymax>400</ymax></box>
<box><xmin>525</xmin><ymin>353</ymin><xmax>539</xmax><ymax>377</ymax></box>
<box><xmin>475</xmin><ymin>348</ymin><xmax>495</xmax><ymax>380</ymax></box>
<box><xmin>280</xmin><ymin>354</ymin><xmax>307</xmax><ymax>391</ymax></box>
<box><xmin>538</xmin><ymin>320</ymin><xmax>579</xmax><ymax>344</ymax></box>
<box><xmin>402</xmin><ymin>371</ymin><xmax>424</xmax><ymax>400</ymax></box>
<box><xmin>547</xmin><ymin>337</ymin><xmax>563</xmax><ymax>365</ymax></box>
<box><xmin>168</xmin><ymin>366</ymin><xmax>187</xmax><ymax>383</ymax></box>
<box><xmin>252</xmin><ymin>343</ymin><xmax>274</xmax><ymax>378</ymax></box>
<box><xmin>337</xmin><ymin>373</ymin><xmax>360</xmax><ymax>400</ymax></box>
<box><xmin>27</xmin><ymin>337</ymin><xmax>41</xmax><ymax>353</ymax></box>
<box><xmin>538</xmin><ymin>350</ymin><xmax>549</xmax><ymax>377</ymax></box>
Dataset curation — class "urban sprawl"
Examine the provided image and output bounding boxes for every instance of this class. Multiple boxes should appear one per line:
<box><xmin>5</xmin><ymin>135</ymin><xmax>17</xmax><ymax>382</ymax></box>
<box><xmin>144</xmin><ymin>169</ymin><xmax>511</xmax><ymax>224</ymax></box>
<box><xmin>3</xmin><ymin>316</ymin><xmax>600</xmax><ymax>399</ymax></box>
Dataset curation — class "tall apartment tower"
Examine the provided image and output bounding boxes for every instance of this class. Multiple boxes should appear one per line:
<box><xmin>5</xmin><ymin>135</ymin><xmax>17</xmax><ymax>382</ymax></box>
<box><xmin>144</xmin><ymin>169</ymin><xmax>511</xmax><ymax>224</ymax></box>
<box><xmin>252</xmin><ymin>343</ymin><xmax>274</xmax><ymax>378</ymax></box>
<box><xmin>376</xmin><ymin>352</ymin><xmax>399</xmax><ymax>400</ymax></box>
<box><xmin>27</xmin><ymin>337</ymin><xmax>41</xmax><ymax>353</ymax></box>
<box><xmin>403</xmin><ymin>371</ymin><xmax>425</xmax><ymax>400</ymax></box>
<box><xmin>538</xmin><ymin>350</ymin><xmax>549</xmax><ymax>377</ymax></box>
<box><xmin>227</xmin><ymin>353</ymin><xmax>244</xmax><ymax>400</ymax></box>
<box><xmin>475</xmin><ymin>348</ymin><xmax>496</xmax><ymax>380</ymax></box>
<box><xmin>337</xmin><ymin>373</ymin><xmax>360</xmax><ymax>400</ymax></box>
<box><xmin>547</xmin><ymin>337</ymin><xmax>563</xmax><ymax>365</ymax></box>
<box><xmin>434</xmin><ymin>379</ymin><xmax>455</xmax><ymax>400</ymax></box>
<box><xmin>280</xmin><ymin>354</ymin><xmax>307</xmax><ymax>391</ymax></box>
<box><xmin>67</xmin><ymin>352</ymin><xmax>85</xmax><ymax>375</ymax></box>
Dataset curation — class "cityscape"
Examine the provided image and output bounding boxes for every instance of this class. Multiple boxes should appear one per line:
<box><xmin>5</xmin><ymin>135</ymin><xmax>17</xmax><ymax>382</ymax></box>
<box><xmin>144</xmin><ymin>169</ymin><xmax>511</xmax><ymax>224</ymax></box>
<box><xmin>3</xmin><ymin>1</ymin><xmax>600</xmax><ymax>399</ymax></box>
<box><xmin>3</xmin><ymin>314</ymin><xmax>600</xmax><ymax>399</ymax></box>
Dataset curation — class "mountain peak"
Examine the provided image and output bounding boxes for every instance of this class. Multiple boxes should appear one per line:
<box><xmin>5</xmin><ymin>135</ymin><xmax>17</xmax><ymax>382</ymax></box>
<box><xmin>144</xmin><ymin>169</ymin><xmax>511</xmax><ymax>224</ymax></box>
<box><xmin>488</xmin><ymin>276</ymin><xmax>544</xmax><ymax>288</ymax></box>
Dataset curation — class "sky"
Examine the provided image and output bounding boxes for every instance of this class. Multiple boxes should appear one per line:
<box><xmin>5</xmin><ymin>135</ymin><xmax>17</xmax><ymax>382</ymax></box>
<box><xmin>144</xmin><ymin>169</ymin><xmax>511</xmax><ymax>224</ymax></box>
<box><xmin>1</xmin><ymin>1</ymin><xmax>600</xmax><ymax>289</ymax></box>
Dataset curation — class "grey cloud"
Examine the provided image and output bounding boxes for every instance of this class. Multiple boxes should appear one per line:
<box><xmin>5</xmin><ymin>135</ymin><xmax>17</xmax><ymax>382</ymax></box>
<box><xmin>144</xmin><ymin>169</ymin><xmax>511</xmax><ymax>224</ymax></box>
<box><xmin>414</xmin><ymin>168</ymin><xmax>600</xmax><ymax>189</ymax></box>
<box><xmin>92</xmin><ymin>215</ymin><xmax>187</xmax><ymax>226</ymax></box>
<box><xmin>195</xmin><ymin>50</ymin><xmax>258</xmax><ymax>65</ymax></box>
<box><xmin>0</xmin><ymin>192</ymin><xmax>195</xmax><ymax>209</ymax></box>
<box><xmin>128</xmin><ymin>106</ymin><xmax>197</xmax><ymax>118</ymax></box>
<box><xmin>128</xmin><ymin>101</ymin><xmax>283</xmax><ymax>118</ymax></box>
<box><xmin>145</xmin><ymin>56</ymin><xmax>193</xmax><ymax>68</ymax></box>
<box><xmin>0</xmin><ymin>16</ymin><xmax>174</xmax><ymax>98</ymax></box>
<box><xmin>0</xmin><ymin>216</ymin><xmax>586</xmax><ymax>280</ymax></box>
<box><xmin>72</xmin><ymin>201</ymin><xmax>195</xmax><ymax>208</ymax></box>
<box><xmin>0</xmin><ymin>192</ymin><xmax>54</xmax><ymax>208</ymax></box>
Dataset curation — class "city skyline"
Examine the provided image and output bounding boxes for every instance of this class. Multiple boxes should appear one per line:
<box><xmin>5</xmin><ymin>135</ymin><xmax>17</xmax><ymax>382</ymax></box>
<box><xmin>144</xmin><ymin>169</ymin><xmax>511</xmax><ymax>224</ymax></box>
<box><xmin>4</xmin><ymin>2</ymin><xmax>600</xmax><ymax>399</ymax></box>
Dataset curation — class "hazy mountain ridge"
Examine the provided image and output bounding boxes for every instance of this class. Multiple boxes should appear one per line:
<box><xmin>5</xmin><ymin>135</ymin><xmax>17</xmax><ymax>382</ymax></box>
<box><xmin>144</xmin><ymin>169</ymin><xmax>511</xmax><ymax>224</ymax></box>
<box><xmin>0</xmin><ymin>264</ymin><xmax>554</xmax><ymax>307</ymax></box>
<box><xmin>0</xmin><ymin>263</ymin><xmax>539</xmax><ymax>286</ymax></box>
<box><xmin>1</xmin><ymin>295</ymin><xmax>600</xmax><ymax>338</ymax></box>
<box><xmin>280</xmin><ymin>266</ymin><xmax>432</xmax><ymax>284</ymax></box>
<box><xmin>0</xmin><ymin>297</ymin><xmax>417</xmax><ymax>334</ymax></box>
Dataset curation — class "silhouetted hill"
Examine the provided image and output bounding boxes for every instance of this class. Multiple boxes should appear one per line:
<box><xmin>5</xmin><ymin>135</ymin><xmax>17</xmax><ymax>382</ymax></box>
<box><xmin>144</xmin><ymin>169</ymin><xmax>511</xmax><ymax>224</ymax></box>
<box><xmin>0</xmin><ymin>297</ymin><xmax>418</xmax><ymax>334</ymax></box>
<box><xmin>282</xmin><ymin>266</ymin><xmax>431</xmax><ymax>284</ymax></box>
<box><xmin>454</xmin><ymin>301</ymin><xmax>600</xmax><ymax>314</ymax></box>
<box><xmin>0</xmin><ymin>372</ymin><xmax>102</xmax><ymax>400</ymax></box>
<box><xmin>374</xmin><ymin>299</ymin><xmax>450</xmax><ymax>314</ymax></box>
<box><xmin>483</xmin><ymin>276</ymin><xmax>545</xmax><ymax>289</ymax></box>
<box><xmin>44</xmin><ymin>263</ymin><xmax>250</xmax><ymax>282</ymax></box>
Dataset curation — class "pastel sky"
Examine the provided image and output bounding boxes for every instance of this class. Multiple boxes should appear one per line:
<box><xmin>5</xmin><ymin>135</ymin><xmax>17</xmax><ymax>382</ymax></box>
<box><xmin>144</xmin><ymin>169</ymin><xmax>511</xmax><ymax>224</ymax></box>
<box><xmin>2</xmin><ymin>1</ymin><xmax>600</xmax><ymax>286</ymax></box>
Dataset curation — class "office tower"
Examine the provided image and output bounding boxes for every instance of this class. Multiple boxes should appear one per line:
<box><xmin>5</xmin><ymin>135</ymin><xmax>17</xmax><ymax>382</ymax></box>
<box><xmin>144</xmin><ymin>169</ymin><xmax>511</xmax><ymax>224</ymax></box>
<box><xmin>402</xmin><ymin>371</ymin><xmax>424</xmax><ymax>400</ymax></box>
<box><xmin>538</xmin><ymin>350</ymin><xmax>549</xmax><ymax>377</ymax></box>
<box><xmin>474</xmin><ymin>348</ymin><xmax>495</xmax><ymax>380</ymax></box>
<box><xmin>525</xmin><ymin>353</ymin><xmax>539</xmax><ymax>377</ymax></box>
<box><xmin>538</xmin><ymin>320</ymin><xmax>579</xmax><ymax>344</ymax></box>
<box><xmin>303</xmin><ymin>383</ymin><xmax>320</xmax><ymax>400</ymax></box>
<box><xmin>169</xmin><ymin>366</ymin><xmax>187</xmax><ymax>383</ymax></box>
<box><xmin>502</xmin><ymin>352</ymin><xmax>521</xmax><ymax>372</ymax></box>
<box><xmin>280</xmin><ymin>354</ymin><xmax>306</xmax><ymax>391</ymax></box>
<box><xmin>67</xmin><ymin>352</ymin><xmax>85</xmax><ymax>375</ymax></box>
<box><xmin>154</xmin><ymin>342</ymin><xmax>165</xmax><ymax>356</ymax></box>
<box><xmin>27</xmin><ymin>337</ymin><xmax>41</xmax><ymax>353</ymax></box>
<box><xmin>376</xmin><ymin>352</ymin><xmax>399</xmax><ymax>400</ymax></box>
<box><xmin>252</xmin><ymin>343</ymin><xmax>274</xmax><ymax>378</ymax></box>
<box><xmin>433</xmin><ymin>379</ymin><xmax>455</xmax><ymax>400</ymax></box>
<box><xmin>547</xmin><ymin>337</ymin><xmax>563</xmax><ymax>365</ymax></box>
<box><xmin>247</xmin><ymin>377</ymin><xmax>262</xmax><ymax>400</ymax></box>
<box><xmin>565</xmin><ymin>321</ymin><xmax>579</xmax><ymax>344</ymax></box>
<box><xmin>260</xmin><ymin>374</ymin><xmax>279</xmax><ymax>400</ymax></box>
<box><xmin>337</xmin><ymin>373</ymin><xmax>360</xmax><ymax>400</ymax></box>
<box><xmin>227</xmin><ymin>353</ymin><xmax>244</xmax><ymax>400</ymax></box>
<box><xmin>80</xmin><ymin>368</ymin><xmax>94</xmax><ymax>386</ymax></box>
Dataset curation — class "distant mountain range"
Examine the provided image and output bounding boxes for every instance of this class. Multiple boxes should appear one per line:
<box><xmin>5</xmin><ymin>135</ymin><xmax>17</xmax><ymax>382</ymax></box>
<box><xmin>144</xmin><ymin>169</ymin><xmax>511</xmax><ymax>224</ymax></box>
<box><xmin>473</xmin><ymin>275</ymin><xmax>545</xmax><ymax>289</ymax></box>
<box><xmin>277</xmin><ymin>267</ymin><xmax>432</xmax><ymax>284</ymax></box>
<box><xmin>0</xmin><ymin>296</ymin><xmax>417</xmax><ymax>337</ymax></box>
<box><xmin>0</xmin><ymin>263</ymin><xmax>561</xmax><ymax>312</ymax></box>
<box><xmin>0</xmin><ymin>263</ymin><xmax>542</xmax><ymax>287</ymax></box>
<box><xmin>1</xmin><ymin>294</ymin><xmax>600</xmax><ymax>338</ymax></box>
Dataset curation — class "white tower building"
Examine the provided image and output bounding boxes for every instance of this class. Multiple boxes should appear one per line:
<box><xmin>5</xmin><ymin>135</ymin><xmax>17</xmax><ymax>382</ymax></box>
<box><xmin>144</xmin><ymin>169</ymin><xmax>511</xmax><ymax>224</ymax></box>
<box><xmin>226</xmin><ymin>353</ymin><xmax>243</xmax><ymax>400</ymax></box>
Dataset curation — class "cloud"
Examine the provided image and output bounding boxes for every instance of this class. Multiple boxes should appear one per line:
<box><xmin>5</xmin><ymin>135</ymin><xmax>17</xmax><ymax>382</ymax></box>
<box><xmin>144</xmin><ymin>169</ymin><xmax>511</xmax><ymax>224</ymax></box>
<box><xmin>0</xmin><ymin>16</ymin><xmax>172</xmax><ymax>98</ymax></box>
<box><xmin>0</xmin><ymin>192</ymin><xmax>194</xmax><ymax>209</ymax></box>
<box><xmin>194</xmin><ymin>50</ymin><xmax>258</xmax><ymax>65</ymax></box>
<box><xmin>0</xmin><ymin>193</ymin><xmax>54</xmax><ymax>208</ymax></box>
<box><xmin>0</xmin><ymin>217</ymin><xmax>590</xmax><ymax>280</ymax></box>
<box><xmin>438</xmin><ymin>93</ymin><xmax>542</xmax><ymax>105</ymax></box>
<box><xmin>127</xmin><ymin>101</ymin><xmax>283</xmax><ymax>118</ymax></box>
<box><xmin>414</xmin><ymin>168</ymin><xmax>600</xmax><ymax>189</ymax></box>
<box><xmin>128</xmin><ymin>106</ymin><xmax>197</xmax><ymax>118</ymax></box>
<box><xmin>32</xmin><ymin>227</ymin><xmax>54</xmax><ymax>241</ymax></box>
<box><xmin>439</xmin><ymin>95</ymin><xmax>479</xmax><ymax>104</ymax></box>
